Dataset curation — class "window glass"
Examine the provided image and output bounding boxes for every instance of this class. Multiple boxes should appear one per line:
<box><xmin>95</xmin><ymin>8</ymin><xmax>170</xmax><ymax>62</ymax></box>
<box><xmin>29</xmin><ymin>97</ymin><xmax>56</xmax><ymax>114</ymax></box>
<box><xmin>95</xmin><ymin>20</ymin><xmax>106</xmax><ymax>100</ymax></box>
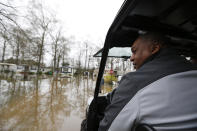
<box><xmin>96</xmin><ymin>47</ymin><xmax>132</xmax><ymax>58</ymax></box>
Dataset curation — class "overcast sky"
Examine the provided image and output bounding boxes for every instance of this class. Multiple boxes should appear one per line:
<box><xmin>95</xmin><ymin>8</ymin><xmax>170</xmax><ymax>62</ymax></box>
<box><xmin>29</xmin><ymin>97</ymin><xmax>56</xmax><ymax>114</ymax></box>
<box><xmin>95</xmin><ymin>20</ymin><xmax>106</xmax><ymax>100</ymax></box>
<box><xmin>14</xmin><ymin>0</ymin><xmax>124</xmax><ymax>40</ymax></box>
<box><xmin>9</xmin><ymin>0</ymin><xmax>124</xmax><ymax>65</ymax></box>
<box><xmin>47</xmin><ymin>0</ymin><xmax>124</xmax><ymax>65</ymax></box>
<box><xmin>44</xmin><ymin>0</ymin><xmax>124</xmax><ymax>43</ymax></box>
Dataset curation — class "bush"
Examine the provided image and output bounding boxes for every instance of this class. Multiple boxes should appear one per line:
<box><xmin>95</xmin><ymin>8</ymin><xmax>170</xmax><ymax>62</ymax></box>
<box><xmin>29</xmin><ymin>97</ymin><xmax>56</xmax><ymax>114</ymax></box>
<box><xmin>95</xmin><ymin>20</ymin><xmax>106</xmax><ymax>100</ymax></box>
<box><xmin>104</xmin><ymin>73</ymin><xmax>117</xmax><ymax>84</ymax></box>
<box><xmin>45</xmin><ymin>71</ymin><xmax>53</xmax><ymax>75</ymax></box>
<box><xmin>29</xmin><ymin>72</ymin><xmax>35</xmax><ymax>75</ymax></box>
<box><xmin>37</xmin><ymin>71</ymin><xmax>42</xmax><ymax>75</ymax></box>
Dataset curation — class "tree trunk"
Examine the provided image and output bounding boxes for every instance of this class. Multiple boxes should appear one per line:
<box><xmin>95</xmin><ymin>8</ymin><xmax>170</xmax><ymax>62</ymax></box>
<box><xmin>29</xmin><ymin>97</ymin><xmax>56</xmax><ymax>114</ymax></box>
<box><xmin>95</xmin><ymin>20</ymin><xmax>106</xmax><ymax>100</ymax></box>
<box><xmin>62</xmin><ymin>55</ymin><xmax>64</xmax><ymax>66</ymax></box>
<box><xmin>53</xmin><ymin>40</ymin><xmax>57</xmax><ymax>73</ymax></box>
<box><xmin>87</xmin><ymin>55</ymin><xmax>90</xmax><ymax>70</ymax></box>
<box><xmin>16</xmin><ymin>36</ymin><xmax>20</xmax><ymax>65</ymax></box>
<box><xmin>37</xmin><ymin>31</ymin><xmax>45</xmax><ymax>73</ymax></box>
<box><xmin>85</xmin><ymin>43</ymin><xmax>88</xmax><ymax>70</ymax></box>
<box><xmin>78</xmin><ymin>50</ymin><xmax>82</xmax><ymax>69</ymax></box>
<box><xmin>122</xmin><ymin>59</ymin><xmax>125</xmax><ymax>71</ymax></box>
<box><xmin>62</xmin><ymin>45</ymin><xmax>65</xmax><ymax>65</ymax></box>
<box><xmin>57</xmin><ymin>54</ymin><xmax>61</xmax><ymax>73</ymax></box>
<box><xmin>2</xmin><ymin>40</ymin><xmax>6</xmax><ymax>62</ymax></box>
<box><xmin>12</xmin><ymin>45</ymin><xmax>15</xmax><ymax>59</ymax></box>
<box><xmin>21</xmin><ymin>51</ymin><xmax>24</xmax><ymax>63</ymax></box>
<box><xmin>111</xmin><ymin>58</ymin><xmax>113</xmax><ymax>70</ymax></box>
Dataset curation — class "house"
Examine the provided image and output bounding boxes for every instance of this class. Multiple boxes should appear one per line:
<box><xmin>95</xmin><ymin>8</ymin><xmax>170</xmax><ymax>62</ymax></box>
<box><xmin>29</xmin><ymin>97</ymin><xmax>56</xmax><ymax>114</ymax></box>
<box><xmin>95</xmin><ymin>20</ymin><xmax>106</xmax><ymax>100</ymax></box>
<box><xmin>60</xmin><ymin>66</ymin><xmax>76</xmax><ymax>77</ymax></box>
<box><xmin>16</xmin><ymin>65</ymin><xmax>27</xmax><ymax>73</ymax></box>
<box><xmin>29</xmin><ymin>65</ymin><xmax>38</xmax><ymax>73</ymax></box>
<box><xmin>0</xmin><ymin>63</ymin><xmax>17</xmax><ymax>72</ymax></box>
<box><xmin>41</xmin><ymin>67</ymin><xmax>51</xmax><ymax>73</ymax></box>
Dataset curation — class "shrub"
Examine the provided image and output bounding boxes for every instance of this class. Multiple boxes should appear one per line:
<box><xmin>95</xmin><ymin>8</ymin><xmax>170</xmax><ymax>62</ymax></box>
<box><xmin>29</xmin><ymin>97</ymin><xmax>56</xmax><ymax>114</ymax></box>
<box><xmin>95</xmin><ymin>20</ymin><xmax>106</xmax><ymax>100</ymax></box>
<box><xmin>104</xmin><ymin>73</ymin><xmax>117</xmax><ymax>84</ymax></box>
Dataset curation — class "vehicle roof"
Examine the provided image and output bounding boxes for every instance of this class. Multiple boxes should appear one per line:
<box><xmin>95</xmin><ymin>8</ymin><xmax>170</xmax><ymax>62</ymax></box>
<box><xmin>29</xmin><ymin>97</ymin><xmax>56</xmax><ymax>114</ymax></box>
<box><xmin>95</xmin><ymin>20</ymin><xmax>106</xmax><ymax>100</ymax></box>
<box><xmin>105</xmin><ymin>0</ymin><xmax>197</xmax><ymax>57</ymax></box>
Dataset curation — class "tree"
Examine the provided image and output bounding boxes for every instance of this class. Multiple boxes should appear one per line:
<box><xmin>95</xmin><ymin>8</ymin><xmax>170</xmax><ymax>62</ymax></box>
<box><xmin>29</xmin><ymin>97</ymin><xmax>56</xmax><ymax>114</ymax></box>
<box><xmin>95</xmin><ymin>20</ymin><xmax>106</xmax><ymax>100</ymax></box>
<box><xmin>0</xmin><ymin>1</ymin><xmax>17</xmax><ymax>31</ymax></box>
<box><xmin>11</xmin><ymin>28</ymin><xmax>31</xmax><ymax>64</ymax></box>
<box><xmin>87</xmin><ymin>43</ymin><xmax>96</xmax><ymax>69</ymax></box>
<box><xmin>56</xmin><ymin>37</ymin><xmax>69</xmax><ymax>71</ymax></box>
<box><xmin>0</xmin><ymin>1</ymin><xmax>22</xmax><ymax>63</ymax></box>
<box><xmin>0</xmin><ymin>1</ymin><xmax>34</xmax><ymax>64</ymax></box>
<box><xmin>0</xmin><ymin>30</ymin><xmax>9</xmax><ymax>62</ymax></box>
<box><xmin>27</xmin><ymin>1</ymin><xmax>55</xmax><ymax>73</ymax></box>
<box><xmin>51</xmin><ymin>30</ymin><xmax>60</xmax><ymax>72</ymax></box>
<box><xmin>76</xmin><ymin>42</ymin><xmax>84</xmax><ymax>69</ymax></box>
<box><xmin>84</xmin><ymin>41</ymin><xmax>88</xmax><ymax>70</ymax></box>
<box><xmin>50</xmin><ymin>28</ymin><xmax>69</xmax><ymax>73</ymax></box>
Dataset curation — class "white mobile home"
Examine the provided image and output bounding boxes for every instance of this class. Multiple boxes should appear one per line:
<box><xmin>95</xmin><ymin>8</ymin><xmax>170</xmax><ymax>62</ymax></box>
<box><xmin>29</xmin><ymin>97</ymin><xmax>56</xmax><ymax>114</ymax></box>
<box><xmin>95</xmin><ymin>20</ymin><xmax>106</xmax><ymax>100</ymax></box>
<box><xmin>16</xmin><ymin>65</ymin><xmax>26</xmax><ymax>73</ymax></box>
<box><xmin>40</xmin><ymin>67</ymin><xmax>51</xmax><ymax>73</ymax></box>
<box><xmin>60</xmin><ymin>66</ymin><xmax>76</xmax><ymax>77</ymax></box>
<box><xmin>0</xmin><ymin>63</ymin><xmax>17</xmax><ymax>72</ymax></box>
<box><xmin>29</xmin><ymin>65</ymin><xmax>37</xmax><ymax>73</ymax></box>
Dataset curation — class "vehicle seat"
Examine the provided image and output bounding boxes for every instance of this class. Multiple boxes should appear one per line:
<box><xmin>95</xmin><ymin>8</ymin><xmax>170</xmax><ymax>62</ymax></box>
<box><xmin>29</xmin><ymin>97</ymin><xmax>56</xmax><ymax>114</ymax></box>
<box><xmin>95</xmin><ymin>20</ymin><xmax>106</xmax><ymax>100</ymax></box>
<box><xmin>134</xmin><ymin>124</ymin><xmax>156</xmax><ymax>131</ymax></box>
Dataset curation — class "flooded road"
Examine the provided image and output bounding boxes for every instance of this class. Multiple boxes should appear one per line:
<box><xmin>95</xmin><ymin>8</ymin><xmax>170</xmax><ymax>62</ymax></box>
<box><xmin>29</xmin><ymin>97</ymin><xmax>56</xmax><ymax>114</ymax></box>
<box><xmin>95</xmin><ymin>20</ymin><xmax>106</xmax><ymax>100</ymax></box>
<box><xmin>0</xmin><ymin>73</ymin><xmax>114</xmax><ymax>131</ymax></box>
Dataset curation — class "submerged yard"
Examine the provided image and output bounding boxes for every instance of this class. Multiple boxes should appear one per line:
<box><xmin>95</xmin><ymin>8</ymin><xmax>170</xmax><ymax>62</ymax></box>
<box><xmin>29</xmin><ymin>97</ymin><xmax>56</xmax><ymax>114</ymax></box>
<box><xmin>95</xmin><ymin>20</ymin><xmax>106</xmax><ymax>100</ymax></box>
<box><xmin>0</xmin><ymin>73</ymin><xmax>114</xmax><ymax>131</ymax></box>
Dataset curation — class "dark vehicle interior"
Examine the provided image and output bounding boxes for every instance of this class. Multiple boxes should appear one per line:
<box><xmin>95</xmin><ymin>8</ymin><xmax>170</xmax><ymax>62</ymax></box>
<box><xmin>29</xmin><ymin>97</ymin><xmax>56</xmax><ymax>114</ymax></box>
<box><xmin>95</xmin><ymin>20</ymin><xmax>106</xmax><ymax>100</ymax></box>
<box><xmin>87</xmin><ymin>0</ymin><xmax>197</xmax><ymax>131</ymax></box>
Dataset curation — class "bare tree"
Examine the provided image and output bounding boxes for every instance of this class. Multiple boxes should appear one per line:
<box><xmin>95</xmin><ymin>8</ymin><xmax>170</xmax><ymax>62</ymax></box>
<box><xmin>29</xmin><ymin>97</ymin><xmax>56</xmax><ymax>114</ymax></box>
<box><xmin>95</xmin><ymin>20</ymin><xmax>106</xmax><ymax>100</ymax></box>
<box><xmin>51</xmin><ymin>29</ymin><xmax>69</xmax><ymax>73</ymax></box>
<box><xmin>57</xmin><ymin>39</ymin><xmax>69</xmax><ymax>68</ymax></box>
<box><xmin>77</xmin><ymin>49</ymin><xmax>83</xmax><ymax>69</ymax></box>
<box><xmin>0</xmin><ymin>1</ymin><xmax>30</xmax><ymax>40</ymax></box>
<box><xmin>84</xmin><ymin>42</ymin><xmax>88</xmax><ymax>70</ymax></box>
<box><xmin>75</xmin><ymin>41</ymin><xmax>86</xmax><ymax>70</ymax></box>
<box><xmin>10</xmin><ymin>28</ymin><xmax>30</xmax><ymax>64</ymax></box>
<box><xmin>0</xmin><ymin>1</ymin><xmax>35</xmax><ymax>64</ymax></box>
<box><xmin>62</xmin><ymin>44</ymin><xmax>67</xmax><ymax>65</ymax></box>
<box><xmin>87</xmin><ymin>44</ymin><xmax>95</xmax><ymax>69</ymax></box>
<box><xmin>51</xmin><ymin>30</ymin><xmax>61</xmax><ymax>72</ymax></box>
<box><xmin>0</xmin><ymin>30</ymin><xmax>9</xmax><ymax>62</ymax></box>
<box><xmin>0</xmin><ymin>1</ymin><xmax>21</xmax><ymax>63</ymax></box>
<box><xmin>0</xmin><ymin>1</ymin><xmax>17</xmax><ymax>31</ymax></box>
<box><xmin>27</xmin><ymin>1</ymin><xmax>55</xmax><ymax>73</ymax></box>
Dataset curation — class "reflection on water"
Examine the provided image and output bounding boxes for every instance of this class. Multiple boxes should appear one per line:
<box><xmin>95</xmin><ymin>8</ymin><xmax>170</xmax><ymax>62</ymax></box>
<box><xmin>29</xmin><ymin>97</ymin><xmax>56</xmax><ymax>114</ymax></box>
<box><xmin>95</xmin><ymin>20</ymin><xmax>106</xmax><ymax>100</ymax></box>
<box><xmin>100</xmin><ymin>84</ymin><xmax>113</xmax><ymax>94</ymax></box>
<box><xmin>0</xmin><ymin>73</ymin><xmax>101</xmax><ymax>131</ymax></box>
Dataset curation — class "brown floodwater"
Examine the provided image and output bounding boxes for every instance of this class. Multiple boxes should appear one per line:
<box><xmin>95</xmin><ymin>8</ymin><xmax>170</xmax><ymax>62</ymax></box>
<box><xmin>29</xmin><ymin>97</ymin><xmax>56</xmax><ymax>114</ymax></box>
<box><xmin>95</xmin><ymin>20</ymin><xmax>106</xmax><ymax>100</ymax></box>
<box><xmin>0</xmin><ymin>73</ymin><xmax>114</xmax><ymax>131</ymax></box>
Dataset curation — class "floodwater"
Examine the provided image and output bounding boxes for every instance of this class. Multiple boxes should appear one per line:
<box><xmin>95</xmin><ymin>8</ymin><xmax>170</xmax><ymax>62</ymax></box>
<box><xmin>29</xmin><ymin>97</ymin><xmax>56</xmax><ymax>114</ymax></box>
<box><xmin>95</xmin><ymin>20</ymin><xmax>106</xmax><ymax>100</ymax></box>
<box><xmin>0</xmin><ymin>73</ymin><xmax>114</xmax><ymax>131</ymax></box>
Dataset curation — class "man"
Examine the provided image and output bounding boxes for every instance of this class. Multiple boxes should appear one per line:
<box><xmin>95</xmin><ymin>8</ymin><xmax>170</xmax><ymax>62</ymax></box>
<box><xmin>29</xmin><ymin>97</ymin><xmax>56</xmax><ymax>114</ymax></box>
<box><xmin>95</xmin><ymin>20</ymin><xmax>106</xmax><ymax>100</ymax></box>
<box><xmin>98</xmin><ymin>32</ymin><xmax>197</xmax><ymax>131</ymax></box>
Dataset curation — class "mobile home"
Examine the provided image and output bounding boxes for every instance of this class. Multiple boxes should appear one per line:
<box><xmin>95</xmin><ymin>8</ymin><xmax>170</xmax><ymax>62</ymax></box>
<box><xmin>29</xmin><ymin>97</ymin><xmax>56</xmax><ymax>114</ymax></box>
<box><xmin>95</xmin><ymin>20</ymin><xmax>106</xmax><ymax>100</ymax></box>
<box><xmin>0</xmin><ymin>63</ymin><xmax>17</xmax><ymax>72</ymax></box>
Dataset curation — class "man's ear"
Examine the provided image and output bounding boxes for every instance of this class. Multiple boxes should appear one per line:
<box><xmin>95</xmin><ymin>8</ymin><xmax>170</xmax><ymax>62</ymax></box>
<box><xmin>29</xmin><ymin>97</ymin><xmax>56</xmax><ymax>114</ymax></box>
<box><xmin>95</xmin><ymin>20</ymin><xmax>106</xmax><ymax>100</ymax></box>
<box><xmin>151</xmin><ymin>44</ymin><xmax>161</xmax><ymax>54</ymax></box>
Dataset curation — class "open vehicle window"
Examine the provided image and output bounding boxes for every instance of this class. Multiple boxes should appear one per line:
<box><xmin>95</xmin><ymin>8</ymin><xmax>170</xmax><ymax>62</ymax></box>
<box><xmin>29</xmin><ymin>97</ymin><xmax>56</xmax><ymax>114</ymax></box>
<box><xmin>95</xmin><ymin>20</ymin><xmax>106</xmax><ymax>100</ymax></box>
<box><xmin>94</xmin><ymin>47</ymin><xmax>132</xmax><ymax>58</ymax></box>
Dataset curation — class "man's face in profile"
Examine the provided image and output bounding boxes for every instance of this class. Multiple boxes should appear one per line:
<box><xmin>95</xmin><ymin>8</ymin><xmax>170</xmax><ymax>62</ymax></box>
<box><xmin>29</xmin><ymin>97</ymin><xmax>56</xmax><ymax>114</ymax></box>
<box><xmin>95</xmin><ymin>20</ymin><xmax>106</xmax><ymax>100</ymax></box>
<box><xmin>130</xmin><ymin>38</ymin><xmax>158</xmax><ymax>70</ymax></box>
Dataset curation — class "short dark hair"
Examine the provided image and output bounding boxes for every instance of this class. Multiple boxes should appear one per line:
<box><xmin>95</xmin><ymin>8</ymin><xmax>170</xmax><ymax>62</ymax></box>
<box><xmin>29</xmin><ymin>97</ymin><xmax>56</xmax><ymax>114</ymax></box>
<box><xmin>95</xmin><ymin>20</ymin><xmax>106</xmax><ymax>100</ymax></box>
<box><xmin>138</xmin><ymin>32</ymin><xmax>170</xmax><ymax>47</ymax></box>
